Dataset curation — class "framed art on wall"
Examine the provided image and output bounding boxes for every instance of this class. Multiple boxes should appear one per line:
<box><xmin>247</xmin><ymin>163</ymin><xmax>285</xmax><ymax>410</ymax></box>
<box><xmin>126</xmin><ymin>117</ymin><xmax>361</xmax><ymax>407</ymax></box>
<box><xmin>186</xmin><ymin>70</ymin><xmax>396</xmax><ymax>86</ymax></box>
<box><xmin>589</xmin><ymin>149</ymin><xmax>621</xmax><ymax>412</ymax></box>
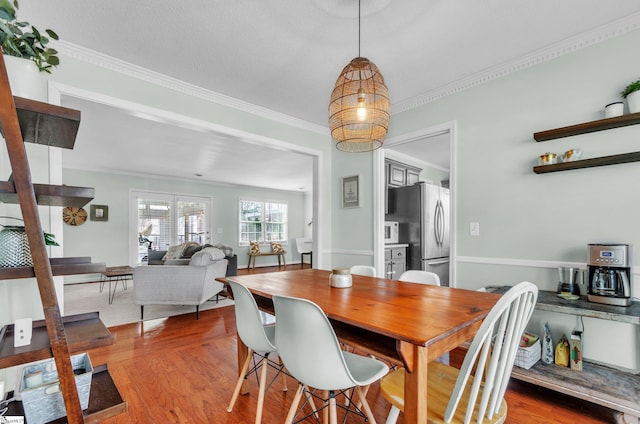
<box><xmin>90</xmin><ymin>204</ymin><xmax>109</xmax><ymax>222</ymax></box>
<box><xmin>342</xmin><ymin>175</ymin><xmax>359</xmax><ymax>208</ymax></box>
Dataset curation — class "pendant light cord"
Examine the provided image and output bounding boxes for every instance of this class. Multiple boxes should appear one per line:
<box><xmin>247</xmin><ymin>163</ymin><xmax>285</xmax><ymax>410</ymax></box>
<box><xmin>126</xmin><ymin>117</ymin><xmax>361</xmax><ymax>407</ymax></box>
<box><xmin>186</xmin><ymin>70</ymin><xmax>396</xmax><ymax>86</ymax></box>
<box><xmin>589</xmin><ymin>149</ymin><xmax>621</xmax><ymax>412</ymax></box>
<box><xmin>358</xmin><ymin>0</ymin><xmax>361</xmax><ymax>57</ymax></box>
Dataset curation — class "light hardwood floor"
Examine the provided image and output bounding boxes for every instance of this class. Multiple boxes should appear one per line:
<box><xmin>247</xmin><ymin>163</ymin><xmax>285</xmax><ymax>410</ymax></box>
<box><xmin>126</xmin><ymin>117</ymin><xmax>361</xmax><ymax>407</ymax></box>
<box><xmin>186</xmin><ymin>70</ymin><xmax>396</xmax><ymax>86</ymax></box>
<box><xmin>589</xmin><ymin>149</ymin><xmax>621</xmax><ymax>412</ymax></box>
<box><xmin>89</xmin><ymin>265</ymin><xmax>615</xmax><ymax>423</ymax></box>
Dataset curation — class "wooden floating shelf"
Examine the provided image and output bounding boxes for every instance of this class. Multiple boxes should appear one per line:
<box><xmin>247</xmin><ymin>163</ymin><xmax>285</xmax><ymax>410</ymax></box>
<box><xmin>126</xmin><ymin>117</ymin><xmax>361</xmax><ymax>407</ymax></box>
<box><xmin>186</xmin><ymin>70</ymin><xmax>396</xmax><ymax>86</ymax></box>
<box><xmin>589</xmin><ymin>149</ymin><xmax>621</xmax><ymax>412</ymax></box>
<box><xmin>0</xmin><ymin>180</ymin><xmax>94</xmax><ymax>207</ymax></box>
<box><xmin>11</xmin><ymin>96</ymin><xmax>81</xmax><ymax>149</ymax></box>
<box><xmin>534</xmin><ymin>112</ymin><xmax>640</xmax><ymax>142</ymax></box>
<box><xmin>0</xmin><ymin>312</ymin><xmax>114</xmax><ymax>369</ymax></box>
<box><xmin>533</xmin><ymin>151</ymin><xmax>640</xmax><ymax>174</ymax></box>
<box><xmin>5</xmin><ymin>363</ymin><xmax>128</xmax><ymax>423</ymax></box>
<box><xmin>0</xmin><ymin>257</ymin><xmax>106</xmax><ymax>280</ymax></box>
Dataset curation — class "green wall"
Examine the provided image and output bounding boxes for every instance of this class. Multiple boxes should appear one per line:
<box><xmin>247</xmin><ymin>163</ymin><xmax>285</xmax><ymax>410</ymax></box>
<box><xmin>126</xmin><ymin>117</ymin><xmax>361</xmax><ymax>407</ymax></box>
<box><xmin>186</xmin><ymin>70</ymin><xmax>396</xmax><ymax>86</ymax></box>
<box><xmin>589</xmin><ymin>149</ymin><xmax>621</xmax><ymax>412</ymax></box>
<box><xmin>62</xmin><ymin>169</ymin><xmax>308</xmax><ymax>275</ymax></box>
<box><xmin>380</xmin><ymin>29</ymin><xmax>640</xmax><ymax>371</ymax></box>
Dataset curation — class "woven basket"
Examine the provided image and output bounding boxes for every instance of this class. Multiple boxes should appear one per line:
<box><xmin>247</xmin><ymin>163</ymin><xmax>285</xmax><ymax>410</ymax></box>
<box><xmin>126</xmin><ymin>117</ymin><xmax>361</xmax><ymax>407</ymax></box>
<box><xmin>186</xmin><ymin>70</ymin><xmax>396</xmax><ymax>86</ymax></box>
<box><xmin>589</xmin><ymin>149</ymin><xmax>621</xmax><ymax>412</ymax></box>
<box><xmin>0</xmin><ymin>225</ymin><xmax>33</xmax><ymax>267</ymax></box>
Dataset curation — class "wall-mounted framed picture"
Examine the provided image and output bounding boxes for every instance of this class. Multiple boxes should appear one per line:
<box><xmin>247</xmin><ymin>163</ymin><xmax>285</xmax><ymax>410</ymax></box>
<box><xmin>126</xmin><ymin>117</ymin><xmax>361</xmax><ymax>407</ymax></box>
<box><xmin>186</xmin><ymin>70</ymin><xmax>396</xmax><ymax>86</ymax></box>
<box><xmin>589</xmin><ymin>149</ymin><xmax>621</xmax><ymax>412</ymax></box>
<box><xmin>341</xmin><ymin>175</ymin><xmax>359</xmax><ymax>208</ymax></box>
<box><xmin>90</xmin><ymin>204</ymin><xmax>109</xmax><ymax>222</ymax></box>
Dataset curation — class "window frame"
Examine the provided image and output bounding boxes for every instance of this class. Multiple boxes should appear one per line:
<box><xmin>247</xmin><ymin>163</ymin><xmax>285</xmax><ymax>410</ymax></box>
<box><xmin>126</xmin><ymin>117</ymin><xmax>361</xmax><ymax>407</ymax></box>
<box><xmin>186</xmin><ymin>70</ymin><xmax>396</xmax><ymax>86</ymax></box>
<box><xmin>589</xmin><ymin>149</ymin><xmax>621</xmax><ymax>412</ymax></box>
<box><xmin>238</xmin><ymin>197</ymin><xmax>288</xmax><ymax>246</ymax></box>
<box><xmin>131</xmin><ymin>190</ymin><xmax>212</xmax><ymax>264</ymax></box>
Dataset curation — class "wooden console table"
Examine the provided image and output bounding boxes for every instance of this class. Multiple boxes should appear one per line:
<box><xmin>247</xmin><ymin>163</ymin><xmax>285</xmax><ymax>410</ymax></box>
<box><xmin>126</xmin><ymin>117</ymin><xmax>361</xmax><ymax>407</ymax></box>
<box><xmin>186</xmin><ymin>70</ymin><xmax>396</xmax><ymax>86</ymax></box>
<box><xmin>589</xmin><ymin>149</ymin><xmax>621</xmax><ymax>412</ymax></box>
<box><xmin>488</xmin><ymin>287</ymin><xmax>640</xmax><ymax>423</ymax></box>
<box><xmin>247</xmin><ymin>252</ymin><xmax>286</xmax><ymax>269</ymax></box>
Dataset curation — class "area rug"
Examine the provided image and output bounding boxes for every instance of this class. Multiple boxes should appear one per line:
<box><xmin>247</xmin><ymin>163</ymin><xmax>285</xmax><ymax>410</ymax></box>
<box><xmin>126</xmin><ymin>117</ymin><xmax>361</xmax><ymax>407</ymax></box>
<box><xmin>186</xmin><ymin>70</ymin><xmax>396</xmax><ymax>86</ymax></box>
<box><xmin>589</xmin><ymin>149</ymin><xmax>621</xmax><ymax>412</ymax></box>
<box><xmin>64</xmin><ymin>281</ymin><xmax>234</xmax><ymax>328</ymax></box>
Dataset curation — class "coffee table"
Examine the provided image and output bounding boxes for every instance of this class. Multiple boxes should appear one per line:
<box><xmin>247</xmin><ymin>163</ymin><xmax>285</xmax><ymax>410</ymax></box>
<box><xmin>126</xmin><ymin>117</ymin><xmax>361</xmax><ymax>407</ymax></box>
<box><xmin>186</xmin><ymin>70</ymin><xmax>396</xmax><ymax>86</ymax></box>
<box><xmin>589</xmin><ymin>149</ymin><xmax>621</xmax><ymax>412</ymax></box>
<box><xmin>100</xmin><ymin>266</ymin><xmax>133</xmax><ymax>304</ymax></box>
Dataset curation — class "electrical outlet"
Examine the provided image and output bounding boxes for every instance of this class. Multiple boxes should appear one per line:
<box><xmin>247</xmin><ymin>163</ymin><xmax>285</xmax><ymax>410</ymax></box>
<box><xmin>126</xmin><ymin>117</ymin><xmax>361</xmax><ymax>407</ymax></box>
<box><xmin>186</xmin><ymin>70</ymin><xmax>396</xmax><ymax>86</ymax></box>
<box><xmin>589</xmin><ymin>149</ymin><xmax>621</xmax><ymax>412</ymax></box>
<box><xmin>470</xmin><ymin>222</ymin><xmax>480</xmax><ymax>236</ymax></box>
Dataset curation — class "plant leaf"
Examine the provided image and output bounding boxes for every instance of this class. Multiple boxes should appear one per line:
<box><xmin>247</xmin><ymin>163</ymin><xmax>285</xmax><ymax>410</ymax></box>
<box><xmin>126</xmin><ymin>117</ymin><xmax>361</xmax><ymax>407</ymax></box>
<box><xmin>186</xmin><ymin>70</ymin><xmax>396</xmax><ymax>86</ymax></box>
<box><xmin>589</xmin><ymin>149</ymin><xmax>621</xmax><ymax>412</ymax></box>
<box><xmin>43</xmin><ymin>232</ymin><xmax>59</xmax><ymax>246</ymax></box>
<box><xmin>45</xmin><ymin>28</ymin><xmax>58</xmax><ymax>40</ymax></box>
<box><xmin>0</xmin><ymin>0</ymin><xmax>16</xmax><ymax>20</ymax></box>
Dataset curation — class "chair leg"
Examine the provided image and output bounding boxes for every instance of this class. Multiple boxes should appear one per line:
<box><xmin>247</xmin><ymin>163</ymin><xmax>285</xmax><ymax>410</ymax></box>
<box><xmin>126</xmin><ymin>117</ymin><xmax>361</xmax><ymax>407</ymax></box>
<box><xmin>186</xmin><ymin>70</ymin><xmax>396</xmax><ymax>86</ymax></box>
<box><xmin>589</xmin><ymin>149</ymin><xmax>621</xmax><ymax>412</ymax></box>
<box><xmin>328</xmin><ymin>390</ymin><xmax>338</xmax><ymax>424</ymax></box>
<box><xmin>254</xmin><ymin>356</ymin><xmax>269</xmax><ymax>424</ymax></box>
<box><xmin>196</xmin><ymin>305</ymin><xmax>199</xmax><ymax>319</ymax></box>
<box><xmin>140</xmin><ymin>305</ymin><xmax>144</xmax><ymax>320</ymax></box>
<box><xmin>354</xmin><ymin>385</ymin><xmax>377</xmax><ymax>424</ymax></box>
<box><xmin>228</xmin><ymin>349</ymin><xmax>254</xmax><ymax>412</ymax></box>
<box><xmin>385</xmin><ymin>406</ymin><xmax>401</xmax><ymax>424</ymax></box>
<box><xmin>279</xmin><ymin>356</ymin><xmax>288</xmax><ymax>391</ymax></box>
<box><xmin>323</xmin><ymin>390</ymin><xmax>329</xmax><ymax>424</ymax></box>
<box><xmin>284</xmin><ymin>383</ymin><xmax>305</xmax><ymax>424</ymax></box>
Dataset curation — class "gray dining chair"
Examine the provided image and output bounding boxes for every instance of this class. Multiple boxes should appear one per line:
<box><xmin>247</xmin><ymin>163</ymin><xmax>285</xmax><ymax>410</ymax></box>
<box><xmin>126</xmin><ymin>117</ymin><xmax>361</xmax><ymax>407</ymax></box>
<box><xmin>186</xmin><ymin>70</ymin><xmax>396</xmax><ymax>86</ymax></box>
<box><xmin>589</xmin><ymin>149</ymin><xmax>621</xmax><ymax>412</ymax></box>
<box><xmin>380</xmin><ymin>281</ymin><xmax>538</xmax><ymax>424</ymax></box>
<box><xmin>226</xmin><ymin>280</ymin><xmax>288</xmax><ymax>424</ymax></box>
<box><xmin>273</xmin><ymin>294</ymin><xmax>389</xmax><ymax>424</ymax></box>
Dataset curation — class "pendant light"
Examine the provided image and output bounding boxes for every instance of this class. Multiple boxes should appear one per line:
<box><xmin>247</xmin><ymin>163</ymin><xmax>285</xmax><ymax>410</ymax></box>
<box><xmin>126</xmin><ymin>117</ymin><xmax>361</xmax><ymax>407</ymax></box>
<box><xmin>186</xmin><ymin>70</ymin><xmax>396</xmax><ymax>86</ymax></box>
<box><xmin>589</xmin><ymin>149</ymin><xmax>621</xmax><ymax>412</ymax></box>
<box><xmin>329</xmin><ymin>0</ymin><xmax>390</xmax><ymax>152</ymax></box>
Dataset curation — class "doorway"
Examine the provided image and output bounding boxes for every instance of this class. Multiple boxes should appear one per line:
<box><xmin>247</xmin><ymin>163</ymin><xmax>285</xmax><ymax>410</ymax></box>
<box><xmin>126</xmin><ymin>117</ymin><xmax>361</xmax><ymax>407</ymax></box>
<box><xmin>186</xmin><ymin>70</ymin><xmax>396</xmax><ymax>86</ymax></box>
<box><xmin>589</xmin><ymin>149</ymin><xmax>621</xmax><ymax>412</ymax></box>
<box><xmin>373</xmin><ymin>121</ymin><xmax>456</xmax><ymax>285</ymax></box>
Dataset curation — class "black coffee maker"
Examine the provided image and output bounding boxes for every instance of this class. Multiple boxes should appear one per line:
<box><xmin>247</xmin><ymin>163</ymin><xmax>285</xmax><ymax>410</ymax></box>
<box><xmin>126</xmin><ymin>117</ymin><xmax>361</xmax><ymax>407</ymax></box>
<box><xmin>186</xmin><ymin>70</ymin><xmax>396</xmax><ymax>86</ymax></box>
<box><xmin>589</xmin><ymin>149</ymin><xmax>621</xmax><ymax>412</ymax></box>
<box><xmin>587</xmin><ymin>243</ymin><xmax>632</xmax><ymax>306</ymax></box>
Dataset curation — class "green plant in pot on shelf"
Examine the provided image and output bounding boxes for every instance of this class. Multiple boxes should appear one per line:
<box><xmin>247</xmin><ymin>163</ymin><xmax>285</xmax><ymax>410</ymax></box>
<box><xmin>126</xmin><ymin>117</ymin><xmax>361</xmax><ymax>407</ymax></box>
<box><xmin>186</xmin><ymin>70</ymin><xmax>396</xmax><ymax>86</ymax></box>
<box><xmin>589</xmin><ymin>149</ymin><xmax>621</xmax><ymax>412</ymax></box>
<box><xmin>621</xmin><ymin>77</ymin><xmax>640</xmax><ymax>115</ymax></box>
<box><xmin>0</xmin><ymin>0</ymin><xmax>59</xmax><ymax>73</ymax></box>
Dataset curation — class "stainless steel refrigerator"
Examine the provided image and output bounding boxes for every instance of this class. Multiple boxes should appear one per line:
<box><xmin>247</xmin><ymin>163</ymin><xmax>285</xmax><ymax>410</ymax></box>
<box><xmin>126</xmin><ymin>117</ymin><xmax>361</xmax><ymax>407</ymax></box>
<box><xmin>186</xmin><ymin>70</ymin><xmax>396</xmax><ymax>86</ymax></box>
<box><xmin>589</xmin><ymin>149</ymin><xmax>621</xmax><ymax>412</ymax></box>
<box><xmin>387</xmin><ymin>182</ymin><xmax>450</xmax><ymax>286</ymax></box>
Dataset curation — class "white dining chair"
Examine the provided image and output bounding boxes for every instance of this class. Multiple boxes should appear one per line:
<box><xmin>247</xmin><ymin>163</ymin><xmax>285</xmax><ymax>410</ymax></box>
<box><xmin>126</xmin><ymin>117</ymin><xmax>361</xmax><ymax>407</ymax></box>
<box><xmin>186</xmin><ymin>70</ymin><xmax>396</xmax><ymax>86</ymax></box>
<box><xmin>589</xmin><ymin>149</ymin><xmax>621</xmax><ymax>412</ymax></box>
<box><xmin>380</xmin><ymin>281</ymin><xmax>538</xmax><ymax>424</ymax></box>
<box><xmin>350</xmin><ymin>265</ymin><xmax>376</xmax><ymax>277</ymax></box>
<box><xmin>226</xmin><ymin>280</ymin><xmax>288</xmax><ymax>424</ymax></box>
<box><xmin>398</xmin><ymin>270</ymin><xmax>441</xmax><ymax>286</ymax></box>
<box><xmin>273</xmin><ymin>294</ymin><xmax>389</xmax><ymax>424</ymax></box>
<box><xmin>295</xmin><ymin>237</ymin><xmax>313</xmax><ymax>268</ymax></box>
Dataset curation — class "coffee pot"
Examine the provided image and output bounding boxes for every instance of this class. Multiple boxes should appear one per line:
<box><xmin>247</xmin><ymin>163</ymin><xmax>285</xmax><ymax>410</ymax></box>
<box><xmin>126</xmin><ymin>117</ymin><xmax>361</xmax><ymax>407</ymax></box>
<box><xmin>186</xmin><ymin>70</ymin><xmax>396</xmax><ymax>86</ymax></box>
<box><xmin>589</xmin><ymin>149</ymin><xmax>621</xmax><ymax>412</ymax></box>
<box><xmin>557</xmin><ymin>266</ymin><xmax>581</xmax><ymax>296</ymax></box>
<box><xmin>587</xmin><ymin>243</ymin><xmax>632</xmax><ymax>306</ymax></box>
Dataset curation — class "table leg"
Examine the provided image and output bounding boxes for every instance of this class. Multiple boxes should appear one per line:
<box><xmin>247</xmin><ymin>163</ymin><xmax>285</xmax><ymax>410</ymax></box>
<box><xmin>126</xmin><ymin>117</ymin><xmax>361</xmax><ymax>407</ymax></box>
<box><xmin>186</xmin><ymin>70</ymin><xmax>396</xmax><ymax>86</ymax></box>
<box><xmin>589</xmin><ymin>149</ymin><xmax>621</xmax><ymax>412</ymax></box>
<box><xmin>108</xmin><ymin>279</ymin><xmax>115</xmax><ymax>304</ymax></box>
<box><xmin>404</xmin><ymin>345</ymin><xmax>428</xmax><ymax>423</ymax></box>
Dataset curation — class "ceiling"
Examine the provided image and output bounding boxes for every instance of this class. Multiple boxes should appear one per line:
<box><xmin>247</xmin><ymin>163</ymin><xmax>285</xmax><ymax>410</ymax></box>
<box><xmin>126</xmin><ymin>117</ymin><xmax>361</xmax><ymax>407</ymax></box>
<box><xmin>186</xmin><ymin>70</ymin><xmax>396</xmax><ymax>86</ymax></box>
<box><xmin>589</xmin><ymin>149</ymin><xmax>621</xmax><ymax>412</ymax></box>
<box><xmin>18</xmin><ymin>1</ymin><xmax>640</xmax><ymax>191</ymax></box>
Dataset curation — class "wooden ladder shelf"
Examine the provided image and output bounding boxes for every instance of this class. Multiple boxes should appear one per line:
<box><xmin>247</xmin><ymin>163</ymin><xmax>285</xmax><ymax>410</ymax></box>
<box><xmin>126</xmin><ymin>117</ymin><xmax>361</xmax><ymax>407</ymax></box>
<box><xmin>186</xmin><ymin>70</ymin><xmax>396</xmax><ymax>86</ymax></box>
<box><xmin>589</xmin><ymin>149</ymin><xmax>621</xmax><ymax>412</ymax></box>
<box><xmin>0</xmin><ymin>52</ymin><xmax>125</xmax><ymax>422</ymax></box>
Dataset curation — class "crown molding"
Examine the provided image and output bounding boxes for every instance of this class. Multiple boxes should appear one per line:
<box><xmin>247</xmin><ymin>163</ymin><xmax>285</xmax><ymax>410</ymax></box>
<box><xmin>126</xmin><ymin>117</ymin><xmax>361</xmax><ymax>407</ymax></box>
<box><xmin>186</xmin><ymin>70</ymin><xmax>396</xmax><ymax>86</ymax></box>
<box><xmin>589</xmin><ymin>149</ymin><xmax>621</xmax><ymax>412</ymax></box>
<box><xmin>392</xmin><ymin>13</ymin><xmax>640</xmax><ymax>114</ymax></box>
<box><xmin>53</xmin><ymin>13</ymin><xmax>640</xmax><ymax>129</ymax></box>
<box><xmin>54</xmin><ymin>40</ymin><xmax>329</xmax><ymax>136</ymax></box>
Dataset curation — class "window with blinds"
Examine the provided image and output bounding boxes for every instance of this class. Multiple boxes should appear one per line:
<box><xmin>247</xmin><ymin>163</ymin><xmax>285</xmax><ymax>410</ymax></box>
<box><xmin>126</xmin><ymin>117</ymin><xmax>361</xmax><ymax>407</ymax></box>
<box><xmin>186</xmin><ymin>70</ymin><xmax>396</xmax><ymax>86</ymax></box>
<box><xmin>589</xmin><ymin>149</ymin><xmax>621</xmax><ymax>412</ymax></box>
<box><xmin>239</xmin><ymin>198</ymin><xmax>288</xmax><ymax>245</ymax></box>
<box><xmin>133</xmin><ymin>192</ymin><xmax>211</xmax><ymax>263</ymax></box>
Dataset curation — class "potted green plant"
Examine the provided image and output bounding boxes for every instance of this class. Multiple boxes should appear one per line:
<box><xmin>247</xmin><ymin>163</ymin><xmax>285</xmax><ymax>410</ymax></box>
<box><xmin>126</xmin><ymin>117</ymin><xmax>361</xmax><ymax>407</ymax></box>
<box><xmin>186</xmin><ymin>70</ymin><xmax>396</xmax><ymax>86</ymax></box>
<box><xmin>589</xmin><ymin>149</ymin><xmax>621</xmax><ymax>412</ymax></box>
<box><xmin>0</xmin><ymin>0</ymin><xmax>59</xmax><ymax>73</ymax></box>
<box><xmin>620</xmin><ymin>77</ymin><xmax>640</xmax><ymax>114</ymax></box>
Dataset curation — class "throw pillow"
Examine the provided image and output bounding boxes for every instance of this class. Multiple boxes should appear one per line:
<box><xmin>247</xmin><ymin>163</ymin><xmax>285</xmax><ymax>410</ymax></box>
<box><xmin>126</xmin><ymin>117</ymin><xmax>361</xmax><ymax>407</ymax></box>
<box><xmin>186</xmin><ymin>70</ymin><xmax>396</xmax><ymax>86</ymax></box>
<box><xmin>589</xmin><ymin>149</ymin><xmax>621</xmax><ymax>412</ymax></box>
<box><xmin>182</xmin><ymin>244</ymin><xmax>203</xmax><ymax>258</ymax></box>
<box><xmin>162</xmin><ymin>243</ymin><xmax>184</xmax><ymax>261</ymax></box>
<box><xmin>201</xmin><ymin>247</ymin><xmax>226</xmax><ymax>260</ymax></box>
<box><xmin>189</xmin><ymin>250</ymin><xmax>213</xmax><ymax>266</ymax></box>
<box><xmin>211</xmin><ymin>243</ymin><xmax>234</xmax><ymax>257</ymax></box>
<box><xmin>271</xmin><ymin>242</ymin><xmax>285</xmax><ymax>254</ymax></box>
<box><xmin>250</xmin><ymin>241</ymin><xmax>260</xmax><ymax>254</ymax></box>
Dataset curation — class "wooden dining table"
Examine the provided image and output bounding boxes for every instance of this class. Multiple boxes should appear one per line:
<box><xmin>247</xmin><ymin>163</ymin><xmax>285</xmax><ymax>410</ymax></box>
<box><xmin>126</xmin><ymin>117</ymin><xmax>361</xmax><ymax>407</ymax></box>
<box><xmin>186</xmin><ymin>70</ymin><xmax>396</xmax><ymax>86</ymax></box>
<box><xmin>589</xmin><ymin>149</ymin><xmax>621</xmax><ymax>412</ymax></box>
<box><xmin>222</xmin><ymin>268</ymin><xmax>501</xmax><ymax>423</ymax></box>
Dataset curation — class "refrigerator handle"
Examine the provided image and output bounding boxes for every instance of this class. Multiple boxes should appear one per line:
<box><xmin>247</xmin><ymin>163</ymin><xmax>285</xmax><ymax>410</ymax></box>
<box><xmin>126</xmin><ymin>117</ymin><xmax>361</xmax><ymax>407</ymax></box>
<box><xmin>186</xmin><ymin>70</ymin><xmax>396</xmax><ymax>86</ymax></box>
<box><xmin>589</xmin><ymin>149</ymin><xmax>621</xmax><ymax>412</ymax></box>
<box><xmin>438</xmin><ymin>199</ymin><xmax>445</xmax><ymax>247</ymax></box>
<box><xmin>435</xmin><ymin>200</ymin><xmax>443</xmax><ymax>247</ymax></box>
<box><xmin>422</xmin><ymin>257</ymin><xmax>450</xmax><ymax>265</ymax></box>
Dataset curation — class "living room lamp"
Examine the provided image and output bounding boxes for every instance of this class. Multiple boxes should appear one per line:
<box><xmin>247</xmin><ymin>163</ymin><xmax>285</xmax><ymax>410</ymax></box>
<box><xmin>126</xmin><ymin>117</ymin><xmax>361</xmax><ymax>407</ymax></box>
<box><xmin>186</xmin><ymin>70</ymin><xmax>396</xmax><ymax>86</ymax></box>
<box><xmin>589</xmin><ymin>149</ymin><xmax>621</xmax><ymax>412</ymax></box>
<box><xmin>328</xmin><ymin>0</ymin><xmax>390</xmax><ymax>152</ymax></box>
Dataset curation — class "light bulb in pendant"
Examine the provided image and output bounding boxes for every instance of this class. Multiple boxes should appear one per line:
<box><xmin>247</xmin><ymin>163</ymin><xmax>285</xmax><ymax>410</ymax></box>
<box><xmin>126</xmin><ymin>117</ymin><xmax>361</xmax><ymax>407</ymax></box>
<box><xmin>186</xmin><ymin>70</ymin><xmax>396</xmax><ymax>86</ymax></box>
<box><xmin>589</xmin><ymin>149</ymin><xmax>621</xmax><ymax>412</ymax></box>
<box><xmin>356</xmin><ymin>89</ymin><xmax>367</xmax><ymax>121</ymax></box>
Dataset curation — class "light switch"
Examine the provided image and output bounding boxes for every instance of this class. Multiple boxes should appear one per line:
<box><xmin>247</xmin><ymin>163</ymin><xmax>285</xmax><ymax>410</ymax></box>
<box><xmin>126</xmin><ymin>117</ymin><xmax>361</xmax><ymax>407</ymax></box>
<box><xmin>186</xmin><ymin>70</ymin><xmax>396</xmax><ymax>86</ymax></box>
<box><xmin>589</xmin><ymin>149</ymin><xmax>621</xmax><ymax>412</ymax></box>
<box><xmin>217</xmin><ymin>228</ymin><xmax>223</xmax><ymax>234</ymax></box>
<box><xmin>470</xmin><ymin>222</ymin><xmax>480</xmax><ymax>237</ymax></box>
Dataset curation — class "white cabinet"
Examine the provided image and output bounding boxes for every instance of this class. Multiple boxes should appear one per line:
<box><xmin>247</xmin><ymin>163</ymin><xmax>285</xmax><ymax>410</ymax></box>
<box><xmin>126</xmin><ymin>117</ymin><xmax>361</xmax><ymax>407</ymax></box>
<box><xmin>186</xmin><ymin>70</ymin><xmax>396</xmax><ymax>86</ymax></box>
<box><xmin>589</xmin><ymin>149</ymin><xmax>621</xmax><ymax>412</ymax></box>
<box><xmin>385</xmin><ymin>245</ymin><xmax>407</xmax><ymax>279</ymax></box>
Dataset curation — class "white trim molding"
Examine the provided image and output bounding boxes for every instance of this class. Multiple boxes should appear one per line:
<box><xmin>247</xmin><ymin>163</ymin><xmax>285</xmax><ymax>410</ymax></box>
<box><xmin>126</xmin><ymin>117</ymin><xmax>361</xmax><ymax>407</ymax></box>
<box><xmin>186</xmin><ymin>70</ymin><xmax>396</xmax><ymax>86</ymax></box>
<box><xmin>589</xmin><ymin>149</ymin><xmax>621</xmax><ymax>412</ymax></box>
<box><xmin>457</xmin><ymin>255</ymin><xmax>640</xmax><ymax>277</ymax></box>
<box><xmin>54</xmin><ymin>41</ymin><xmax>328</xmax><ymax>136</ymax></box>
<box><xmin>392</xmin><ymin>12</ymin><xmax>640</xmax><ymax>114</ymax></box>
<box><xmin>332</xmin><ymin>249</ymin><xmax>374</xmax><ymax>257</ymax></box>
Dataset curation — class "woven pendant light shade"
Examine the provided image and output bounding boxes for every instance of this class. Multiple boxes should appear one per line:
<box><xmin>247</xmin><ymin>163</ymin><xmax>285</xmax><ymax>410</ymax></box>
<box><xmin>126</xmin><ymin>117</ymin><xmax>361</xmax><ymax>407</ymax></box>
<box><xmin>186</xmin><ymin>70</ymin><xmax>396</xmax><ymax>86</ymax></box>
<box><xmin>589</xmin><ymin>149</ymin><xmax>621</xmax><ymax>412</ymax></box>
<box><xmin>329</xmin><ymin>57</ymin><xmax>390</xmax><ymax>152</ymax></box>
